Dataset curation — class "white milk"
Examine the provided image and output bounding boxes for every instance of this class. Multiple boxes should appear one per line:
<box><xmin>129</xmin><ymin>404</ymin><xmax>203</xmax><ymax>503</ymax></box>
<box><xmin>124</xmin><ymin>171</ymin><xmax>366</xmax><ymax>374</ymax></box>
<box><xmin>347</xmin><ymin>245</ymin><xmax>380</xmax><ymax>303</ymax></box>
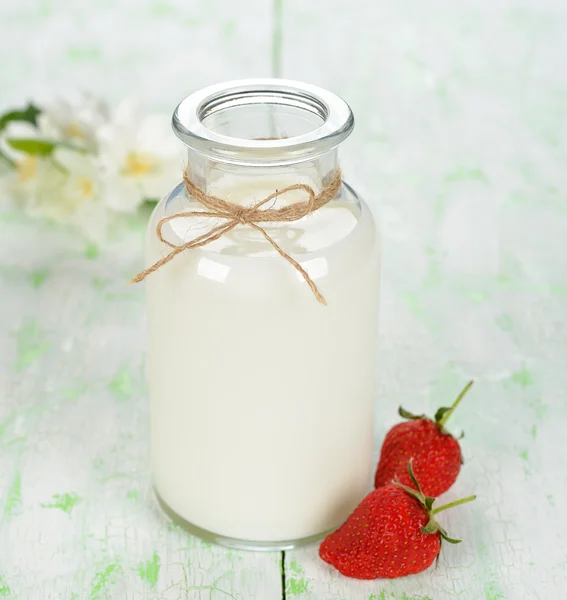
<box><xmin>146</xmin><ymin>177</ymin><xmax>380</xmax><ymax>543</ymax></box>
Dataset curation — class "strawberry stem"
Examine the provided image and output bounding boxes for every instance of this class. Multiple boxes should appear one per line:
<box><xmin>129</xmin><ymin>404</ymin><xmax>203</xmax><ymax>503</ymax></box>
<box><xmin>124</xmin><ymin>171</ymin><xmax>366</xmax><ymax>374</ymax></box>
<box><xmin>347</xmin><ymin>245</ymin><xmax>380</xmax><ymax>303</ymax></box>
<box><xmin>396</xmin><ymin>460</ymin><xmax>476</xmax><ymax>547</ymax></box>
<box><xmin>431</xmin><ymin>495</ymin><xmax>477</xmax><ymax>515</ymax></box>
<box><xmin>436</xmin><ymin>380</ymin><xmax>474</xmax><ymax>429</ymax></box>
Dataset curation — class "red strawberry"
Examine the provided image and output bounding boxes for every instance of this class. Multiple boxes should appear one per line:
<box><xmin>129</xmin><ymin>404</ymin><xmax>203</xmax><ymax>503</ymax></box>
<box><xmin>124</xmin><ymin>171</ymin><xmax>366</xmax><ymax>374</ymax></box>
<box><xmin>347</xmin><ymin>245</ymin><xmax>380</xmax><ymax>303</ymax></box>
<box><xmin>375</xmin><ymin>381</ymin><xmax>474</xmax><ymax>497</ymax></box>
<box><xmin>320</xmin><ymin>461</ymin><xmax>475</xmax><ymax>579</ymax></box>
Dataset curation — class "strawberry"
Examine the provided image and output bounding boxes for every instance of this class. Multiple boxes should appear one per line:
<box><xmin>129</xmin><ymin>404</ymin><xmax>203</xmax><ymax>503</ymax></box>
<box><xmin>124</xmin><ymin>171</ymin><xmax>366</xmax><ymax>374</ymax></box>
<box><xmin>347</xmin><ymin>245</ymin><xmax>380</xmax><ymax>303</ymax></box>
<box><xmin>319</xmin><ymin>461</ymin><xmax>475</xmax><ymax>579</ymax></box>
<box><xmin>374</xmin><ymin>381</ymin><xmax>474</xmax><ymax>497</ymax></box>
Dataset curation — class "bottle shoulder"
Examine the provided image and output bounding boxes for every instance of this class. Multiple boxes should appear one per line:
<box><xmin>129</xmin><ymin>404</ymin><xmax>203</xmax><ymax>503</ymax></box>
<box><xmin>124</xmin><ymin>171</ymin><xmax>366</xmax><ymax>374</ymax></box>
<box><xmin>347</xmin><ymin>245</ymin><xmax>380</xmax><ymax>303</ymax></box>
<box><xmin>148</xmin><ymin>179</ymin><xmax>377</xmax><ymax>262</ymax></box>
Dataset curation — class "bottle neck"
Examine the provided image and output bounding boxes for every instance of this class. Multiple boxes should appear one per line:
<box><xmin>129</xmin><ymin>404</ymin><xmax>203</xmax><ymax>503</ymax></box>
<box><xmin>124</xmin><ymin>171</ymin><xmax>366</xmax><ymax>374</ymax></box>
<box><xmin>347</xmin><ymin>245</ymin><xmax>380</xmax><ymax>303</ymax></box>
<box><xmin>185</xmin><ymin>148</ymin><xmax>339</xmax><ymax>201</ymax></box>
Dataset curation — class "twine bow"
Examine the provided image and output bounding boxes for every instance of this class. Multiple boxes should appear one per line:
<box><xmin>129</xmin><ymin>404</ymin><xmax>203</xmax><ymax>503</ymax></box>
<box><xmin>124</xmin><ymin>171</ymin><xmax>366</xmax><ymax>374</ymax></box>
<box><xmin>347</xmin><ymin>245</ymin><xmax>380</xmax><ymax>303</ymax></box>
<box><xmin>130</xmin><ymin>168</ymin><xmax>342</xmax><ymax>305</ymax></box>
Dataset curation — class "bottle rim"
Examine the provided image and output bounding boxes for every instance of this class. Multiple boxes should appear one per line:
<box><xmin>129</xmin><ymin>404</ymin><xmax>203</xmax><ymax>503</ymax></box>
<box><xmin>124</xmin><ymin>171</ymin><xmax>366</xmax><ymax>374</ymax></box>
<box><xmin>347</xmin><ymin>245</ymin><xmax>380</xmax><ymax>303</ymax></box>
<box><xmin>172</xmin><ymin>78</ymin><xmax>354</xmax><ymax>166</ymax></box>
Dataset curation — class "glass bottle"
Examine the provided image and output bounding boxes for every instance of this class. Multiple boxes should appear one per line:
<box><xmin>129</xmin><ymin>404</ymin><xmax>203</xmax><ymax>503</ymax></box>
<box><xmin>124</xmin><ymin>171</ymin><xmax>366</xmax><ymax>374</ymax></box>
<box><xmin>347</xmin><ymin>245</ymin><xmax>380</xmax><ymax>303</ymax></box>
<box><xmin>145</xmin><ymin>79</ymin><xmax>380</xmax><ymax>550</ymax></box>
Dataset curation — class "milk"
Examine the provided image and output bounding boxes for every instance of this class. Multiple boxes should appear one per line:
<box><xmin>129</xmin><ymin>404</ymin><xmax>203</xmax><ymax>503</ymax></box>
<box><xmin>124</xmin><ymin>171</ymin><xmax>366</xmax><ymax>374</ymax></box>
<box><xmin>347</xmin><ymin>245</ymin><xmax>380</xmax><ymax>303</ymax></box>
<box><xmin>146</xmin><ymin>176</ymin><xmax>380</xmax><ymax>544</ymax></box>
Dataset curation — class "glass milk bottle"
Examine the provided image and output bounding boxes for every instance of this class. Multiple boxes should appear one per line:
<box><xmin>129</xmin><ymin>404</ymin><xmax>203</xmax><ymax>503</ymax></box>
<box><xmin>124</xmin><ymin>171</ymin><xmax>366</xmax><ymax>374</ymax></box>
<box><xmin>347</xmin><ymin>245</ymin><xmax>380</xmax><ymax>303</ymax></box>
<box><xmin>143</xmin><ymin>79</ymin><xmax>380</xmax><ymax>550</ymax></box>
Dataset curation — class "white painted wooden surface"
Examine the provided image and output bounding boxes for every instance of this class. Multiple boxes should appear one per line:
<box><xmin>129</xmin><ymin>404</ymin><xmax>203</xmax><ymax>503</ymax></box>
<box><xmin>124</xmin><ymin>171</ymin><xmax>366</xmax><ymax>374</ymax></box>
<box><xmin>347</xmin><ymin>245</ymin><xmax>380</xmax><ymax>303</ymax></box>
<box><xmin>1</xmin><ymin>0</ymin><xmax>567</xmax><ymax>598</ymax></box>
<box><xmin>282</xmin><ymin>2</ymin><xmax>567</xmax><ymax>599</ymax></box>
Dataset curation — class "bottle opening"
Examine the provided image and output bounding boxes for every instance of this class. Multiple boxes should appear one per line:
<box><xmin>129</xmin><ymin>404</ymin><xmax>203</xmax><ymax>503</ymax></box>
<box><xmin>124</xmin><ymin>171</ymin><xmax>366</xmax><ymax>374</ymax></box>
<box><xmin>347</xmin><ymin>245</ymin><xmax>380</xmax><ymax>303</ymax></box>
<box><xmin>172</xmin><ymin>79</ymin><xmax>354</xmax><ymax>166</ymax></box>
<box><xmin>199</xmin><ymin>89</ymin><xmax>328</xmax><ymax>140</ymax></box>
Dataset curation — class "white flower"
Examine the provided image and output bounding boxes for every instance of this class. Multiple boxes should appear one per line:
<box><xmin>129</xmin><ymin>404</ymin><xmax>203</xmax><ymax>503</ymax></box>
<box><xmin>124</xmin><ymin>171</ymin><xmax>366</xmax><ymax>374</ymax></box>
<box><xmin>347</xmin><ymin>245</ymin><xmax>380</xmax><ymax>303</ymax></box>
<box><xmin>0</xmin><ymin>153</ymin><xmax>63</xmax><ymax>212</ymax></box>
<box><xmin>53</xmin><ymin>148</ymin><xmax>108</xmax><ymax>240</ymax></box>
<box><xmin>0</xmin><ymin>95</ymin><xmax>181</xmax><ymax>239</ymax></box>
<box><xmin>37</xmin><ymin>92</ymin><xmax>110</xmax><ymax>152</ymax></box>
<box><xmin>0</xmin><ymin>117</ymin><xmax>107</xmax><ymax>240</ymax></box>
<box><xmin>0</xmin><ymin>121</ymin><xmax>63</xmax><ymax>208</ymax></box>
<box><xmin>96</xmin><ymin>99</ymin><xmax>184</xmax><ymax>214</ymax></box>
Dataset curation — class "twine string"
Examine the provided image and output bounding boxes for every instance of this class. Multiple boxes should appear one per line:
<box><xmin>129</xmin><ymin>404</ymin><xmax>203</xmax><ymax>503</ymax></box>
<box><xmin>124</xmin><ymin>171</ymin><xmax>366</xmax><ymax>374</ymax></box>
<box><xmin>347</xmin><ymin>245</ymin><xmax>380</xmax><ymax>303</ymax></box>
<box><xmin>130</xmin><ymin>168</ymin><xmax>342</xmax><ymax>305</ymax></box>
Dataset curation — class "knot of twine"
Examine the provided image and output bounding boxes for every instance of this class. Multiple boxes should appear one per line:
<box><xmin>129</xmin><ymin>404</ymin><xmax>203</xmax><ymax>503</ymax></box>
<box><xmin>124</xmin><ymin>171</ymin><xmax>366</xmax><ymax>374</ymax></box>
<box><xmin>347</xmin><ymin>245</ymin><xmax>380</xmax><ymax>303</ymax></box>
<box><xmin>130</xmin><ymin>168</ymin><xmax>342</xmax><ymax>305</ymax></box>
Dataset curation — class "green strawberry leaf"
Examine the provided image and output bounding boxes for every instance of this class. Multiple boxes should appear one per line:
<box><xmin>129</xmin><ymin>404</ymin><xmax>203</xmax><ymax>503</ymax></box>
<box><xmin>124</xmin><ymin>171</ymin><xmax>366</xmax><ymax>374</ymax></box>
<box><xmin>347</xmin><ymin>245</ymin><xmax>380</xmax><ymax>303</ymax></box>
<box><xmin>421</xmin><ymin>519</ymin><xmax>439</xmax><ymax>535</ymax></box>
<box><xmin>393</xmin><ymin>479</ymin><xmax>425</xmax><ymax>505</ymax></box>
<box><xmin>406</xmin><ymin>459</ymin><xmax>425</xmax><ymax>495</ymax></box>
<box><xmin>434</xmin><ymin>406</ymin><xmax>451</xmax><ymax>422</ymax></box>
<box><xmin>438</xmin><ymin>529</ymin><xmax>462</xmax><ymax>544</ymax></box>
<box><xmin>398</xmin><ymin>406</ymin><xmax>425</xmax><ymax>421</ymax></box>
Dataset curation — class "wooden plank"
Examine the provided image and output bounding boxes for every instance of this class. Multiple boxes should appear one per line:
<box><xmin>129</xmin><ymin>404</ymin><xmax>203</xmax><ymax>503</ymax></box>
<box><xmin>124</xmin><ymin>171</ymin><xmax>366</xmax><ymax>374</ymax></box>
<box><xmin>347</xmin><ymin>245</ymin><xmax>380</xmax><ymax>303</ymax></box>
<box><xmin>0</xmin><ymin>216</ymin><xmax>282</xmax><ymax>599</ymax></box>
<box><xmin>281</xmin><ymin>0</ymin><xmax>567</xmax><ymax>598</ymax></box>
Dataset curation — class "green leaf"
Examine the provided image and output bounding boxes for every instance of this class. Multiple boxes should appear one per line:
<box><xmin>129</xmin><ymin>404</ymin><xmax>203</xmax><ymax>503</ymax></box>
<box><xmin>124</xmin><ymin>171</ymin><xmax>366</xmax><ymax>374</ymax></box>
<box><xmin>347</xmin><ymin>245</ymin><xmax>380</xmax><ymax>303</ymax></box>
<box><xmin>6</xmin><ymin>138</ymin><xmax>57</xmax><ymax>156</ymax></box>
<box><xmin>434</xmin><ymin>406</ymin><xmax>451</xmax><ymax>423</ymax></box>
<box><xmin>406</xmin><ymin>459</ymin><xmax>424</xmax><ymax>496</ymax></box>
<box><xmin>438</xmin><ymin>529</ymin><xmax>462</xmax><ymax>544</ymax></box>
<box><xmin>421</xmin><ymin>519</ymin><xmax>440</xmax><ymax>535</ymax></box>
<box><xmin>424</xmin><ymin>496</ymin><xmax>435</xmax><ymax>512</ymax></box>
<box><xmin>398</xmin><ymin>406</ymin><xmax>424</xmax><ymax>420</ymax></box>
<box><xmin>393</xmin><ymin>479</ymin><xmax>424</xmax><ymax>505</ymax></box>
<box><xmin>0</xmin><ymin>103</ymin><xmax>41</xmax><ymax>133</ymax></box>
